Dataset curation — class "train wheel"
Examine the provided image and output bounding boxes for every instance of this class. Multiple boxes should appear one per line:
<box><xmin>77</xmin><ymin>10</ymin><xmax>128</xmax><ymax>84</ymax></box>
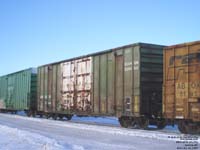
<box><xmin>178</xmin><ymin>120</ymin><xmax>189</xmax><ymax>134</ymax></box>
<box><xmin>45</xmin><ymin>114</ymin><xmax>50</xmax><ymax>119</ymax></box>
<box><xmin>32</xmin><ymin>111</ymin><xmax>36</xmax><ymax>117</ymax></box>
<box><xmin>11</xmin><ymin>111</ymin><xmax>17</xmax><ymax>114</ymax></box>
<box><xmin>52</xmin><ymin>114</ymin><xmax>58</xmax><ymax>120</ymax></box>
<box><xmin>118</xmin><ymin>117</ymin><xmax>132</xmax><ymax>128</ymax></box>
<box><xmin>119</xmin><ymin>117</ymin><xmax>128</xmax><ymax>128</ymax></box>
<box><xmin>26</xmin><ymin>111</ymin><xmax>32</xmax><ymax>117</ymax></box>
<box><xmin>156</xmin><ymin>119</ymin><xmax>166</xmax><ymax>129</ymax></box>
<box><xmin>58</xmin><ymin>115</ymin><xmax>63</xmax><ymax>120</ymax></box>
<box><xmin>66</xmin><ymin>114</ymin><xmax>73</xmax><ymax>120</ymax></box>
<box><xmin>131</xmin><ymin>119</ymin><xmax>138</xmax><ymax>128</ymax></box>
<box><xmin>137</xmin><ymin>117</ymin><xmax>149</xmax><ymax>129</ymax></box>
<box><xmin>178</xmin><ymin>120</ymin><xmax>200</xmax><ymax>134</ymax></box>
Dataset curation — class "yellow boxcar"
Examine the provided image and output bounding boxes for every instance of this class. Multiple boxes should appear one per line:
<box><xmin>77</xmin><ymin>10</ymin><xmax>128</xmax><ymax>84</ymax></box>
<box><xmin>163</xmin><ymin>41</ymin><xmax>200</xmax><ymax>134</ymax></box>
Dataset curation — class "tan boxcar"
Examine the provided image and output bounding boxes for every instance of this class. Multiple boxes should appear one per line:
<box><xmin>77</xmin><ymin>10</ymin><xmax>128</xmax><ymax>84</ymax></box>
<box><xmin>37</xmin><ymin>43</ymin><xmax>165</xmax><ymax>128</ymax></box>
<box><xmin>163</xmin><ymin>41</ymin><xmax>200</xmax><ymax>134</ymax></box>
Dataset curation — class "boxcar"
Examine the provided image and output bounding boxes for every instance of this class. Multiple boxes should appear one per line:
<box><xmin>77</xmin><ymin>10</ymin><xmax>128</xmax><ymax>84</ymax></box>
<box><xmin>0</xmin><ymin>68</ymin><xmax>37</xmax><ymax>116</ymax></box>
<box><xmin>163</xmin><ymin>41</ymin><xmax>200</xmax><ymax>134</ymax></box>
<box><xmin>37</xmin><ymin>43</ymin><xmax>166</xmax><ymax>128</ymax></box>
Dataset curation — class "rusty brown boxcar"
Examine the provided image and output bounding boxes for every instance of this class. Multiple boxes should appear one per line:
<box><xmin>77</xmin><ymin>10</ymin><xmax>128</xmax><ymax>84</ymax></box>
<box><xmin>37</xmin><ymin>43</ymin><xmax>165</xmax><ymax>129</ymax></box>
<box><xmin>163</xmin><ymin>41</ymin><xmax>200</xmax><ymax>134</ymax></box>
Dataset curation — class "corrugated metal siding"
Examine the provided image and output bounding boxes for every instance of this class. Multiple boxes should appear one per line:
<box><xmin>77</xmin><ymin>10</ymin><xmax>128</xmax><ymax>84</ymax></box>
<box><xmin>37</xmin><ymin>43</ymin><xmax>165</xmax><ymax>117</ymax></box>
<box><xmin>30</xmin><ymin>73</ymin><xmax>37</xmax><ymax>110</ymax></box>
<box><xmin>93</xmin><ymin>53</ymin><xmax>115</xmax><ymax>115</ymax></box>
<box><xmin>115</xmin><ymin>49</ymin><xmax>124</xmax><ymax>116</ymax></box>
<box><xmin>124</xmin><ymin>47</ymin><xmax>133</xmax><ymax>114</ymax></box>
<box><xmin>140</xmin><ymin>46</ymin><xmax>163</xmax><ymax>117</ymax></box>
<box><xmin>133</xmin><ymin>46</ymin><xmax>140</xmax><ymax>115</ymax></box>
<box><xmin>61</xmin><ymin>57</ymin><xmax>92</xmax><ymax>112</ymax></box>
<box><xmin>93</xmin><ymin>55</ymin><xmax>100</xmax><ymax>113</ymax></box>
<box><xmin>91</xmin><ymin>44</ymin><xmax>163</xmax><ymax>117</ymax></box>
<box><xmin>0</xmin><ymin>76</ymin><xmax>7</xmax><ymax>109</ymax></box>
<box><xmin>38</xmin><ymin>64</ymin><xmax>61</xmax><ymax>112</ymax></box>
<box><xmin>38</xmin><ymin>57</ymin><xmax>93</xmax><ymax>114</ymax></box>
<box><xmin>163</xmin><ymin>41</ymin><xmax>200</xmax><ymax>122</ymax></box>
<box><xmin>107</xmin><ymin>53</ymin><xmax>115</xmax><ymax>114</ymax></box>
<box><xmin>0</xmin><ymin>68</ymin><xmax>37</xmax><ymax>110</ymax></box>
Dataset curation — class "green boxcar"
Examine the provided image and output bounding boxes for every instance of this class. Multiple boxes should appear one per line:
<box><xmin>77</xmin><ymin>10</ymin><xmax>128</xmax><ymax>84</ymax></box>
<box><xmin>37</xmin><ymin>43</ymin><xmax>165</xmax><ymax>126</ymax></box>
<box><xmin>92</xmin><ymin>43</ymin><xmax>165</xmax><ymax>118</ymax></box>
<box><xmin>0</xmin><ymin>68</ymin><xmax>37</xmax><ymax>113</ymax></box>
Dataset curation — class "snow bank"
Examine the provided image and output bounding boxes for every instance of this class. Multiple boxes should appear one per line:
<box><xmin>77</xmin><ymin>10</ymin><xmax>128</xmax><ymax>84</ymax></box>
<box><xmin>52</xmin><ymin>121</ymin><xmax>200</xmax><ymax>143</ymax></box>
<box><xmin>1</xmin><ymin>114</ymin><xmax>199</xmax><ymax>146</ymax></box>
<box><xmin>0</xmin><ymin>125</ymin><xmax>64</xmax><ymax>150</ymax></box>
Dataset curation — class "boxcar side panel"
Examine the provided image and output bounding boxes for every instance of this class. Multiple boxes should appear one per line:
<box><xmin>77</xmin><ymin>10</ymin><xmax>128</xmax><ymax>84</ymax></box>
<box><xmin>107</xmin><ymin>53</ymin><xmax>115</xmax><ymax>115</ymax></box>
<box><xmin>92</xmin><ymin>53</ymin><xmax>115</xmax><ymax>115</ymax></box>
<box><xmin>30</xmin><ymin>73</ymin><xmax>37</xmax><ymax>111</ymax></box>
<box><xmin>133</xmin><ymin>46</ymin><xmax>141</xmax><ymax>115</ymax></box>
<box><xmin>37</xmin><ymin>43</ymin><xmax>165</xmax><ymax>118</ymax></box>
<box><xmin>164</xmin><ymin>42</ymin><xmax>200</xmax><ymax>122</ymax></box>
<box><xmin>0</xmin><ymin>76</ymin><xmax>7</xmax><ymax>109</ymax></box>
<box><xmin>124</xmin><ymin>47</ymin><xmax>133</xmax><ymax>115</ymax></box>
<box><xmin>115</xmin><ymin>50</ymin><xmax>124</xmax><ymax>117</ymax></box>
<box><xmin>93</xmin><ymin>55</ymin><xmax>100</xmax><ymax>114</ymax></box>
<box><xmin>52</xmin><ymin>65</ymin><xmax>57</xmax><ymax>112</ymax></box>
<box><xmin>188</xmin><ymin>44</ymin><xmax>200</xmax><ymax>121</ymax></box>
<box><xmin>56</xmin><ymin>64</ymin><xmax>62</xmax><ymax>112</ymax></box>
<box><xmin>38</xmin><ymin>67</ymin><xmax>44</xmax><ymax>111</ymax></box>
<box><xmin>100</xmin><ymin>54</ymin><xmax>107</xmax><ymax>114</ymax></box>
<box><xmin>140</xmin><ymin>45</ymin><xmax>163</xmax><ymax>117</ymax></box>
<box><xmin>60</xmin><ymin>57</ymin><xmax>92</xmax><ymax>113</ymax></box>
<box><xmin>0</xmin><ymin>69</ymin><xmax>36</xmax><ymax>111</ymax></box>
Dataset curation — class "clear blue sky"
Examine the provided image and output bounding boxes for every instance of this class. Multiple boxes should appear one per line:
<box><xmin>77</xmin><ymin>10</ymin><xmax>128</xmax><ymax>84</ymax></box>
<box><xmin>0</xmin><ymin>0</ymin><xmax>200</xmax><ymax>75</ymax></box>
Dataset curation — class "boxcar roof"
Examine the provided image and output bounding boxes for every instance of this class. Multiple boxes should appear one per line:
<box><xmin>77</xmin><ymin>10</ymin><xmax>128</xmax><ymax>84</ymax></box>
<box><xmin>39</xmin><ymin>42</ymin><xmax>165</xmax><ymax>67</ymax></box>
<box><xmin>164</xmin><ymin>40</ymin><xmax>200</xmax><ymax>50</ymax></box>
<box><xmin>0</xmin><ymin>68</ymin><xmax>35</xmax><ymax>78</ymax></box>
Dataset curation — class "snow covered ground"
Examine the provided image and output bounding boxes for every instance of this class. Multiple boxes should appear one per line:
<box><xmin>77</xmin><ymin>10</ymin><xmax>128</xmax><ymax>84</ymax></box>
<box><xmin>0</xmin><ymin>113</ymin><xmax>199</xmax><ymax>150</ymax></box>
<box><xmin>0</xmin><ymin>125</ymin><xmax>63</xmax><ymax>150</ymax></box>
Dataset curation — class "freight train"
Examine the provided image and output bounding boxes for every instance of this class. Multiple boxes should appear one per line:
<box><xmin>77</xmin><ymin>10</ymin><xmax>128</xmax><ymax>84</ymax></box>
<box><xmin>0</xmin><ymin>41</ymin><xmax>199</xmax><ymax>134</ymax></box>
